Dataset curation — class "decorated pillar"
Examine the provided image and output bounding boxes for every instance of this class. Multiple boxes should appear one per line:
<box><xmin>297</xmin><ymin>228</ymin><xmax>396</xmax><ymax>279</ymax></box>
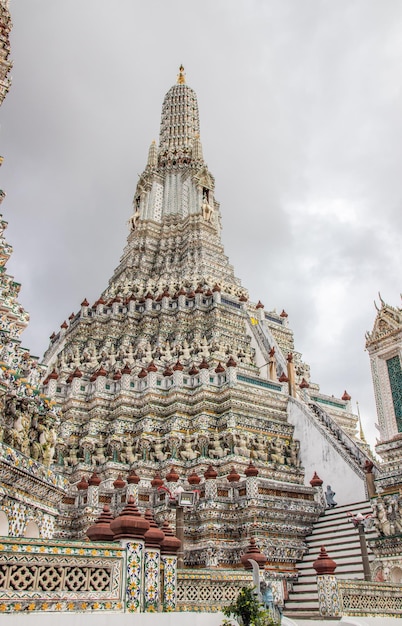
<box><xmin>310</xmin><ymin>471</ymin><xmax>326</xmax><ymax>512</ymax></box>
<box><xmin>127</xmin><ymin>469</ymin><xmax>140</xmax><ymax>505</ymax></box>
<box><xmin>199</xmin><ymin>358</ymin><xmax>210</xmax><ymax>384</ymax></box>
<box><xmin>256</xmin><ymin>300</ymin><xmax>264</xmax><ymax>321</ymax></box>
<box><xmin>204</xmin><ymin>465</ymin><xmax>218</xmax><ymax>500</ymax></box>
<box><xmin>160</xmin><ymin>520</ymin><xmax>181</xmax><ymax>611</ymax></box>
<box><xmin>245</xmin><ymin>462</ymin><xmax>259</xmax><ymax>498</ymax></box>
<box><xmin>212</xmin><ymin>284</ymin><xmax>221</xmax><ymax>304</ymax></box>
<box><xmin>87</xmin><ymin>471</ymin><xmax>101</xmax><ymax>508</ymax></box>
<box><xmin>172</xmin><ymin>360</ymin><xmax>184</xmax><ymax>386</ymax></box>
<box><xmin>143</xmin><ymin>509</ymin><xmax>165</xmax><ymax>611</ymax></box>
<box><xmin>313</xmin><ymin>546</ymin><xmax>341</xmax><ymax>618</ymax></box>
<box><xmin>364</xmin><ymin>460</ymin><xmax>377</xmax><ymax>498</ymax></box>
<box><xmin>110</xmin><ymin>496</ymin><xmax>150</xmax><ymax>613</ymax></box>
<box><xmin>226</xmin><ymin>356</ymin><xmax>237</xmax><ymax>385</ymax></box>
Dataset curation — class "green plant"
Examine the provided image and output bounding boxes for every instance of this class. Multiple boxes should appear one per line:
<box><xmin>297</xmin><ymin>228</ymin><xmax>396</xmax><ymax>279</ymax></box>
<box><xmin>222</xmin><ymin>587</ymin><xmax>280</xmax><ymax>626</ymax></box>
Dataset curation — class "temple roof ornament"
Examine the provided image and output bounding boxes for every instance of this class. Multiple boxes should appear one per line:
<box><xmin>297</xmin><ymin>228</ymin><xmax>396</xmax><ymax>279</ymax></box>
<box><xmin>366</xmin><ymin>297</ymin><xmax>402</xmax><ymax>347</ymax></box>
<box><xmin>177</xmin><ymin>64</ymin><xmax>186</xmax><ymax>84</ymax></box>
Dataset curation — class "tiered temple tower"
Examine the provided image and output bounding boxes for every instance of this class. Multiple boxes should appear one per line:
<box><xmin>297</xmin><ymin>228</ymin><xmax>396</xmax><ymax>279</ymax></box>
<box><xmin>364</xmin><ymin>298</ymin><xmax>402</xmax><ymax>582</ymax></box>
<box><xmin>39</xmin><ymin>67</ymin><xmax>373</xmax><ymax>575</ymax></box>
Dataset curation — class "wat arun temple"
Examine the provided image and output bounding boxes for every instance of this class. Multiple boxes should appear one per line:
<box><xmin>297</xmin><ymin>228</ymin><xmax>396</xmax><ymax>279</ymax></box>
<box><xmin>1</xmin><ymin>3</ymin><xmax>402</xmax><ymax>622</ymax></box>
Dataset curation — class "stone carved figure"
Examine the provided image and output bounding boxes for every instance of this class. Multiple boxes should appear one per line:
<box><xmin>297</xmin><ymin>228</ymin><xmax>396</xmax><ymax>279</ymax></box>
<box><xmin>42</xmin><ymin>425</ymin><xmax>57</xmax><ymax>466</ymax></box>
<box><xmin>285</xmin><ymin>440</ymin><xmax>300</xmax><ymax>467</ymax></box>
<box><xmin>325</xmin><ymin>485</ymin><xmax>337</xmax><ymax>509</ymax></box>
<box><xmin>208</xmin><ymin>431</ymin><xmax>228</xmax><ymax>459</ymax></box>
<box><xmin>129</xmin><ymin>208</ymin><xmax>140</xmax><ymax>231</ymax></box>
<box><xmin>234</xmin><ymin>433</ymin><xmax>250</xmax><ymax>458</ymax></box>
<box><xmin>65</xmin><ymin>445</ymin><xmax>79</xmax><ymax>467</ymax></box>
<box><xmin>6</xmin><ymin>397</ymin><xmax>31</xmax><ymax>455</ymax></box>
<box><xmin>120</xmin><ymin>440</ymin><xmax>138</xmax><ymax>465</ymax></box>
<box><xmin>372</xmin><ymin>495</ymin><xmax>402</xmax><ymax>536</ymax></box>
<box><xmin>270</xmin><ymin>438</ymin><xmax>285</xmax><ymax>465</ymax></box>
<box><xmin>151</xmin><ymin>439</ymin><xmax>168</xmax><ymax>462</ymax></box>
<box><xmin>180</xmin><ymin>434</ymin><xmax>200</xmax><ymax>461</ymax></box>
<box><xmin>252</xmin><ymin>436</ymin><xmax>268</xmax><ymax>461</ymax></box>
<box><xmin>202</xmin><ymin>194</ymin><xmax>214</xmax><ymax>223</ymax></box>
<box><xmin>92</xmin><ymin>441</ymin><xmax>107</xmax><ymax>465</ymax></box>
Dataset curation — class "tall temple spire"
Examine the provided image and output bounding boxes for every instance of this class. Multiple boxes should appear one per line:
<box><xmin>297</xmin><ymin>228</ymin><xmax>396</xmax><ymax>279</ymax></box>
<box><xmin>114</xmin><ymin>69</ymin><xmax>241</xmax><ymax>291</ymax></box>
<box><xmin>158</xmin><ymin>68</ymin><xmax>200</xmax><ymax>158</ymax></box>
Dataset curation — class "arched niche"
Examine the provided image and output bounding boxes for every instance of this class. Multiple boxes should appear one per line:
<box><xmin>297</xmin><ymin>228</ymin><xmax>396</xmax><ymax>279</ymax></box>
<box><xmin>0</xmin><ymin>510</ymin><xmax>9</xmax><ymax>536</ymax></box>
<box><xmin>24</xmin><ymin>520</ymin><xmax>40</xmax><ymax>539</ymax></box>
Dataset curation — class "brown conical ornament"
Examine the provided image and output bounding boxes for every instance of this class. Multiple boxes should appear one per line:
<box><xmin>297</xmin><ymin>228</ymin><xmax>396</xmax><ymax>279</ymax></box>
<box><xmin>113</xmin><ymin>474</ymin><xmax>126</xmax><ymax>489</ymax></box>
<box><xmin>241</xmin><ymin>537</ymin><xmax>267</xmax><ymax>570</ymax></box>
<box><xmin>110</xmin><ymin>495</ymin><xmax>150</xmax><ymax>540</ymax></box>
<box><xmin>144</xmin><ymin>509</ymin><xmax>165</xmax><ymax>548</ymax></box>
<box><xmin>187</xmin><ymin>470</ymin><xmax>201</xmax><ymax>485</ymax></box>
<box><xmin>310</xmin><ymin>471</ymin><xmax>323</xmax><ymax>487</ymax></box>
<box><xmin>227</xmin><ymin>467</ymin><xmax>240</xmax><ymax>483</ymax></box>
<box><xmin>204</xmin><ymin>465</ymin><xmax>218</xmax><ymax>480</ymax></box>
<box><xmin>313</xmin><ymin>546</ymin><xmax>337</xmax><ymax>575</ymax></box>
<box><xmin>160</xmin><ymin>520</ymin><xmax>181</xmax><ymax>555</ymax></box>
<box><xmin>151</xmin><ymin>472</ymin><xmax>164</xmax><ymax>488</ymax></box>
<box><xmin>86</xmin><ymin>505</ymin><xmax>115</xmax><ymax>542</ymax></box>
<box><xmin>245</xmin><ymin>461</ymin><xmax>259</xmax><ymax>477</ymax></box>
<box><xmin>88</xmin><ymin>471</ymin><xmax>101</xmax><ymax>487</ymax></box>
<box><xmin>127</xmin><ymin>469</ymin><xmax>140</xmax><ymax>484</ymax></box>
<box><xmin>166</xmin><ymin>466</ymin><xmax>179</xmax><ymax>482</ymax></box>
<box><xmin>77</xmin><ymin>476</ymin><xmax>89</xmax><ymax>490</ymax></box>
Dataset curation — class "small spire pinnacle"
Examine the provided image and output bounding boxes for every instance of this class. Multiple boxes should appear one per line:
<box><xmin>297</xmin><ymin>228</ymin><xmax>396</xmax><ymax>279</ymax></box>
<box><xmin>356</xmin><ymin>401</ymin><xmax>367</xmax><ymax>443</ymax></box>
<box><xmin>177</xmin><ymin>65</ymin><xmax>186</xmax><ymax>84</ymax></box>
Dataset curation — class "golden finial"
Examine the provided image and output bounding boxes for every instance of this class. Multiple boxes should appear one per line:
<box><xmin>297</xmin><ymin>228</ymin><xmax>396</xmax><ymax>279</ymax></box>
<box><xmin>177</xmin><ymin>65</ymin><xmax>186</xmax><ymax>84</ymax></box>
<box><xmin>356</xmin><ymin>401</ymin><xmax>367</xmax><ymax>443</ymax></box>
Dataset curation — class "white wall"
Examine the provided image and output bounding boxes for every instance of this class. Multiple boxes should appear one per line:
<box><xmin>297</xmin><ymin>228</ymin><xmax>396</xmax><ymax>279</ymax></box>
<box><xmin>287</xmin><ymin>400</ymin><xmax>367</xmax><ymax>506</ymax></box>
<box><xmin>0</xmin><ymin>612</ymin><xmax>226</xmax><ymax>626</ymax></box>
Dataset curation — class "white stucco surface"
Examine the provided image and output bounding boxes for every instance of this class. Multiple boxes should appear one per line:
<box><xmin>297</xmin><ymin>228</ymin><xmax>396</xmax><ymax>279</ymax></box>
<box><xmin>287</xmin><ymin>400</ymin><xmax>366</xmax><ymax>506</ymax></box>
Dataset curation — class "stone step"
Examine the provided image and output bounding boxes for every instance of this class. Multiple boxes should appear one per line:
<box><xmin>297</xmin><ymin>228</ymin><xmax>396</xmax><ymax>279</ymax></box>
<box><xmin>309</xmin><ymin>523</ymin><xmax>376</xmax><ymax>538</ymax></box>
<box><xmin>308</xmin><ymin>531</ymin><xmax>362</xmax><ymax>544</ymax></box>
<box><xmin>301</xmin><ymin>545</ymin><xmax>362</xmax><ymax>558</ymax></box>
<box><xmin>289</xmin><ymin>578</ymin><xmax>317</xmax><ymax>598</ymax></box>
<box><xmin>306</xmin><ymin>533</ymin><xmax>374</xmax><ymax>552</ymax></box>
<box><xmin>286</xmin><ymin>596</ymin><xmax>318</xmax><ymax>606</ymax></box>
<box><xmin>319</xmin><ymin>501</ymin><xmax>373</xmax><ymax>516</ymax></box>
<box><xmin>314</xmin><ymin>512</ymin><xmax>373</xmax><ymax>527</ymax></box>
<box><xmin>298</xmin><ymin>550</ymin><xmax>370</xmax><ymax>566</ymax></box>
<box><xmin>297</xmin><ymin>558</ymin><xmax>363</xmax><ymax>575</ymax></box>
<box><xmin>284</xmin><ymin>612</ymin><xmax>339</xmax><ymax>620</ymax></box>
<box><xmin>283</xmin><ymin>500</ymin><xmax>376</xmax><ymax>616</ymax></box>
<box><xmin>290</xmin><ymin>571</ymin><xmax>365</xmax><ymax>585</ymax></box>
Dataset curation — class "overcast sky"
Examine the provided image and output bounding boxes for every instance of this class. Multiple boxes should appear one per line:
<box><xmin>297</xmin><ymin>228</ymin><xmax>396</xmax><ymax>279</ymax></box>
<box><xmin>2</xmin><ymin>1</ymin><xmax>402</xmax><ymax>448</ymax></box>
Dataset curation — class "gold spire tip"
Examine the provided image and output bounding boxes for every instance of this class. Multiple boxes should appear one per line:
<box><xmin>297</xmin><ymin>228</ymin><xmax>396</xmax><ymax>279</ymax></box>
<box><xmin>177</xmin><ymin>65</ymin><xmax>186</xmax><ymax>84</ymax></box>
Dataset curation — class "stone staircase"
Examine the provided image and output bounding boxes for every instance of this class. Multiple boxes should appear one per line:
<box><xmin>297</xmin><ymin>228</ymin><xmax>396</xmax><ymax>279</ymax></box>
<box><xmin>284</xmin><ymin>500</ymin><xmax>377</xmax><ymax>620</ymax></box>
